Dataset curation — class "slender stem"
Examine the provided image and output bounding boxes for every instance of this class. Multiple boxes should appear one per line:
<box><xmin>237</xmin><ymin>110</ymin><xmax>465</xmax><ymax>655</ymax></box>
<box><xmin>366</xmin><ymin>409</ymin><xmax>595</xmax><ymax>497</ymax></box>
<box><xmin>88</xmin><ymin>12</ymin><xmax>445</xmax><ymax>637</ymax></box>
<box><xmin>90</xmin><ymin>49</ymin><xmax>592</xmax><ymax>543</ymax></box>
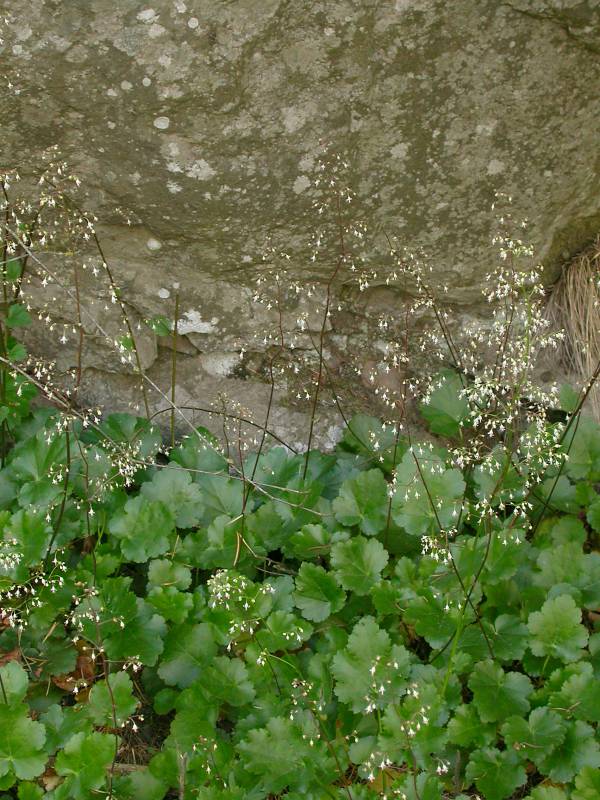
<box><xmin>44</xmin><ymin>429</ymin><xmax>71</xmax><ymax>568</ymax></box>
<box><xmin>170</xmin><ymin>292</ymin><xmax>179</xmax><ymax>449</ymax></box>
<box><xmin>73</xmin><ymin>260</ymin><xmax>84</xmax><ymax>397</ymax></box>
<box><xmin>303</xmin><ymin>190</ymin><xmax>347</xmax><ymax>478</ymax></box>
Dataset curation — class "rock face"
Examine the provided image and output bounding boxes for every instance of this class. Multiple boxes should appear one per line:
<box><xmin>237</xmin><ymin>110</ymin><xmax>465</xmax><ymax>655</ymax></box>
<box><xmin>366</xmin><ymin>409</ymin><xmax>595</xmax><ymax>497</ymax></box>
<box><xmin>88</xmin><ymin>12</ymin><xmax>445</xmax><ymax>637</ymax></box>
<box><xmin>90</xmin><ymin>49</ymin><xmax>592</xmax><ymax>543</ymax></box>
<box><xmin>1</xmin><ymin>0</ymin><xmax>599</xmax><ymax>446</ymax></box>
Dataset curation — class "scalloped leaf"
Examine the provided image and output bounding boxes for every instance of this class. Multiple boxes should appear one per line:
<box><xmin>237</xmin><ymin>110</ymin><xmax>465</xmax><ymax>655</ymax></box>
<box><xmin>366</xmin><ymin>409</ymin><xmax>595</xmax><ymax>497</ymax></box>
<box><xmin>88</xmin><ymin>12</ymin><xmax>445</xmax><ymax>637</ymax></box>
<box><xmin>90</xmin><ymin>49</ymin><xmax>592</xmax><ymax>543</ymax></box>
<box><xmin>501</xmin><ymin>707</ymin><xmax>566</xmax><ymax>765</ymax></box>
<box><xmin>0</xmin><ymin>705</ymin><xmax>47</xmax><ymax>781</ymax></box>
<box><xmin>293</xmin><ymin>563</ymin><xmax>345</xmax><ymax>622</ymax></box>
<box><xmin>466</xmin><ymin>747</ymin><xmax>527</xmax><ymax>800</ymax></box>
<box><xmin>140</xmin><ymin>462</ymin><xmax>204</xmax><ymax>528</ymax></box>
<box><xmin>53</xmin><ymin>731</ymin><xmax>115</xmax><ymax>800</ymax></box>
<box><xmin>332</xmin><ymin>616</ymin><xmax>410</xmax><ymax>713</ymax></box>
<box><xmin>420</xmin><ymin>370</ymin><xmax>470</xmax><ymax>437</ymax></box>
<box><xmin>158</xmin><ymin>622</ymin><xmax>217</xmax><ymax>689</ymax></box>
<box><xmin>332</xmin><ymin>469</ymin><xmax>389</xmax><ymax>535</ymax></box>
<box><xmin>528</xmin><ymin>594</ymin><xmax>588</xmax><ymax>663</ymax></box>
<box><xmin>468</xmin><ymin>660</ymin><xmax>532</xmax><ymax>723</ymax></box>
<box><xmin>109</xmin><ymin>496</ymin><xmax>174</xmax><ymax>562</ymax></box>
<box><xmin>87</xmin><ymin>672</ymin><xmax>138</xmax><ymax>727</ymax></box>
<box><xmin>572</xmin><ymin>766</ymin><xmax>600</xmax><ymax>800</ymax></box>
<box><xmin>331</xmin><ymin>535</ymin><xmax>388</xmax><ymax>595</ymax></box>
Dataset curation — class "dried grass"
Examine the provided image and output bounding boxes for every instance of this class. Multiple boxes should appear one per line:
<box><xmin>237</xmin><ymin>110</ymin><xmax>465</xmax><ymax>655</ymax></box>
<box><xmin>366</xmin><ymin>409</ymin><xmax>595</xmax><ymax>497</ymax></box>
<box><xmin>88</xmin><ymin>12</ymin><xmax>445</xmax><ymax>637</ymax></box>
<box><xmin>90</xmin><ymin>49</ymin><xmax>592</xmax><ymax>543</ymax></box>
<box><xmin>546</xmin><ymin>235</ymin><xmax>600</xmax><ymax>420</ymax></box>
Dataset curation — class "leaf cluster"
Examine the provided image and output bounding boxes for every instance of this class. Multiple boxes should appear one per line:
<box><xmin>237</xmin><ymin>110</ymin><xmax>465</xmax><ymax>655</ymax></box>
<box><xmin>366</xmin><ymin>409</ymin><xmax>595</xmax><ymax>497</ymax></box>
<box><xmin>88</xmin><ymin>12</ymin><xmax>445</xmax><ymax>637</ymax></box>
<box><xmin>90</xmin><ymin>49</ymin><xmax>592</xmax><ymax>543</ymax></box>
<box><xmin>0</xmin><ymin>370</ymin><xmax>599</xmax><ymax>800</ymax></box>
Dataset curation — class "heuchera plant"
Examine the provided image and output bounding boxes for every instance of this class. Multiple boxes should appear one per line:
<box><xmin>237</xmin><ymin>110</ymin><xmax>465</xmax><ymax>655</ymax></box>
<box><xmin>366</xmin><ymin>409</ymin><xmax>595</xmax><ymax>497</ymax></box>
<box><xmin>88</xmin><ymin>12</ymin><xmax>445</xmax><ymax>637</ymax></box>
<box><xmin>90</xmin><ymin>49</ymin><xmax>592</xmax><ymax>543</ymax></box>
<box><xmin>0</xmin><ymin>154</ymin><xmax>599</xmax><ymax>799</ymax></box>
<box><xmin>0</xmin><ymin>363</ymin><xmax>598</xmax><ymax>798</ymax></box>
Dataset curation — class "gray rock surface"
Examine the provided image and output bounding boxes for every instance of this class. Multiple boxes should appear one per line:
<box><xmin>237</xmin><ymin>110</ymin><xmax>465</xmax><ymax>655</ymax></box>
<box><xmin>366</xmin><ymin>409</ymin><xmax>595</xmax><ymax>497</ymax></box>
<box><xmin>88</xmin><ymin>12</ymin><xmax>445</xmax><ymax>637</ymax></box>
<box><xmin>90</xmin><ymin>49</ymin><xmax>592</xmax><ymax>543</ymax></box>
<box><xmin>1</xmin><ymin>0</ymin><xmax>599</xmax><ymax>445</ymax></box>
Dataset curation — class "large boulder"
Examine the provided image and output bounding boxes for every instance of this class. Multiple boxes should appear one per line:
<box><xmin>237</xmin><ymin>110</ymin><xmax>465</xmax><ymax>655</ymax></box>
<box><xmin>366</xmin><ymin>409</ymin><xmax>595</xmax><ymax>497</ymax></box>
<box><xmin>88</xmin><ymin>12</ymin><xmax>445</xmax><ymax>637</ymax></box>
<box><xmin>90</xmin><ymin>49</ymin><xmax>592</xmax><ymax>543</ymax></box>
<box><xmin>1</xmin><ymin>0</ymin><xmax>599</xmax><ymax>444</ymax></box>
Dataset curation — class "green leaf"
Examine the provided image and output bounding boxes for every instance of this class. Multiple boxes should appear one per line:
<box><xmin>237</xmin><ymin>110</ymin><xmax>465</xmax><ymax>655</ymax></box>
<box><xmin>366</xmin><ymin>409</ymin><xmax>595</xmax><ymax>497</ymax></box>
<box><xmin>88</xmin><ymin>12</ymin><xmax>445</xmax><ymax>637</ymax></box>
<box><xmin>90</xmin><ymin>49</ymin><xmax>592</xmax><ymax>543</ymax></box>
<box><xmin>587</xmin><ymin>496</ymin><xmax>600</xmax><ymax>532</ymax></box>
<box><xmin>205</xmin><ymin>571</ymin><xmax>279</xmax><ymax>633</ymax></box>
<box><xmin>332</xmin><ymin>469</ymin><xmax>389</xmax><ymax>535</ymax></box>
<box><xmin>447</xmin><ymin>704</ymin><xmax>496</xmax><ymax>748</ymax></box>
<box><xmin>118</xmin><ymin>334</ymin><xmax>134</xmax><ymax>352</ymax></box>
<box><xmin>559</xmin><ymin>383</ymin><xmax>580</xmax><ymax>414</ymax></box>
<box><xmin>89</xmin><ymin>413</ymin><xmax>161</xmax><ymax>461</ymax></box>
<box><xmin>338</xmin><ymin>414</ymin><xmax>406</xmax><ymax>472</ymax></box>
<box><xmin>576</xmin><ymin>482</ymin><xmax>597</xmax><ymax>508</ymax></box>
<box><xmin>590</xmin><ymin>631</ymin><xmax>600</xmax><ymax>673</ymax></box>
<box><xmin>572</xmin><ymin>767</ymin><xmax>600</xmax><ymax>800</ymax></box>
<box><xmin>75</xmin><ymin>577</ymin><xmax>166</xmax><ymax>666</ymax></box>
<box><xmin>331</xmin><ymin>535</ymin><xmax>389</xmax><ymax>595</ymax></box>
<box><xmin>257</xmin><ymin>610</ymin><xmax>313</xmax><ymax>652</ymax></box>
<box><xmin>170</xmin><ymin>427</ymin><xmax>228</xmax><ymax>479</ymax></box>
<box><xmin>468</xmin><ymin>660</ymin><xmax>532</xmax><ymax>723</ymax></box>
<box><xmin>147</xmin><ymin>747</ymin><xmax>180</xmax><ymax>787</ymax></box>
<box><xmin>237</xmin><ymin>716</ymin><xmax>336</xmax><ymax>795</ymax></box>
<box><xmin>54</xmin><ymin>731</ymin><xmax>115</xmax><ymax>800</ymax></box>
<box><xmin>147</xmin><ymin>586</ymin><xmax>193</xmax><ymax>624</ymax></box>
<box><xmin>392</xmin><ymin>450</ymin><xmax>465</xmax><ymax>537</ymax></box>
<box><xmin>526</xmin><ymin>788</ymin><xmax>568</xmax><ymax>800</ymax></box>
<box><xmin>244</xmin><ymin>447</ymin><xmax>302</xmax><ymax>495</ymax></box>
<box><xmin>562</xmin><ymin>416</ymin><xmax>600</xmax><ymax>482</ymax></box>
<box><xmin>12</xmin><ymin>429</ymin><xmax>67</xmax><ymax>481</ymax></box>
<box><xmin>5</xmin><ymin>256</ymin><xmax>23</xmax><ymax>283</ymax></box>
<box><xmin>457</xmin><ymin>621</ymin><xmax>495</xmax><ymax>663</ymax></box>
<box><xmin>539</xmin><ymin>475</ymin><xmax>580</xmax><ymax>514</ymax></box>
<box><xmin>332</xmin><ymin>616</ymin><xmax>410</xmax><ymax>713</ymax></box>
<box><xmin>147</xmin><ymin>559</ymin><xmax>191</xmax><ymax>591</ymax></box>
<box><xmin>6</xmin><ymin>304</ymin><xmax>31</xmax><ymax>329</ymax></box>
<box><xmin>0</xmin><ymin>705</ymin><xmax>47</xmax><ymax>780</ymax></box>
<box><xmin>535</xmin><ymin>543</ymin><xmax>600</xmax><ymax>608</ymax></box>
<box><xmin>195</xmin><ymin>473</ymin><xmax>245</xmax><ymax>524</ymax></box>
<box><xmin>528</xmin><ymin>594</ymin><xmax>588</xmax><ymax>663</ymax></box>
<box><xmin>17</xmin><ymin>478</ymin><xmax>62</xmax><ymax>512</ymax></box>
<box><xmin>551</xmin><ymin>662</ymin><xmax>600</xmax><ymax>722</ymax></box>
<box><xmin>393</xmin><ymin>772</ymin><xmax>443</xmax><ymax>800</ymax></box>
<box><xmin>0</xmin><ymin>662</ymin><xmax>28</xmax><ymax>706</ymax></box>
<box><xmin>245</xmin><ymin>501</ymin><xmax>288</xmax><ymax>551</ymax></box>
<box><xmin>158</xmin><ymin>623</ymin><xmax>217</xmax><ymax>688</ymax></box>
<box><xmin>501</xmin><ymin>707</ymin><xmax>566</xmax><ymax>765</ymax></box>
<box><xmin>370</xmin><ymin>577</ymin><xmax>403</xmax><ymax>616</ymax></box>
<box><xmin>109</xmin><ymin>495</ymin><xmax>174</xmax><ymax>562</ymax></box>
<box><xmin>140</xmin><ymin>463</ymin><xmax>203</xmax><ymax>528</ymax></box>
<box><xmin>293</xmin><ymin>562</ymin><xmax>346</xmax><ymax>622</ymax></box>
<box><xmin>482</xmin><ymin>530</ymin><xmax>528</xmax><ymax>585</ymax></box>
<box><xmin>465</xmin><ymin>748</ymin><xmax>527</xmax><ymax>800</ymax></box>
<box><xmin>379</xmin><ymin>675</ymin><xmax>450</xmax><ymax>765</ymax></box>
<box><xmin>420</xmin><ymin>370</ymin><xmax>469</xmax><ymax>437</ymax></box>
<box><xmin>7</xmin><ymin>341</ymin><xmax>27</xmax><ymax>361</ymax></box>
<box><xmin>403</xmin><ymin>594</ymin><xmax>457</xmax><ymax>649</ymax></box>
<box><xmin>545</xmin><ymin>515</ymin><xmax>587</xmax><ymax>547</ymax></box>
<box><xmin>198</xmin><ymin>656</ymin><xmax>255</xmax><ymax>707</ymax></box>
<box><xmin>5</xmin><ymin>510</ymin><xmax>51</xmax><ymax>570</ymax></box>
<box><xmin>536</xmin><ymin>721</ymin><xmax>600</xmax><ymax>783</ymax></box>
<box><xmin>167</xmin><ymin>684</ymin><xmax>217</xmax><ymax>753</ymax></box>
<box><xmin>114</xmin><ymin>767</ymin><xmax>167</xmax><ymax>800</ymax></box>
<box><xmin>288</xmin><ymin>523</ymin><xmax>348</xmax><ymax>560</ymax></box>
<box><xmin>492</xmin><ymin>614</ymin><xmax>529</xmax><ymax>661</ymax></box>
<box><xmin>39</xmin><ymin>705</ymin><xmax>92</xmax><ymax>754</ymax></box>
<box><xmin>185</xmin><ymin>514</ymin><xmax>255</xmax><ymax>570</ymax></box>
<box><xmin>193</xmin><ymin>788</ymin><xmax>248</xmax><ymax>800</ymax></box>
<box><xmin>474</xmin><ymin>447</ymin><xmax>526</xmax><ymax>508</ymax></box>
<box><xmin>87</xmin><ymin>672</ymin><xmax>138</xmax><ymax>727</ymax></box>
<box><xmin>16</xmin><ymin>782</ymin><xmax>44</xmax><ymax>800</ymax></box>
<box><xmin>147</xmin><ymin>315</ymin><xmax>172</xmax><ymax>336</ymax></box>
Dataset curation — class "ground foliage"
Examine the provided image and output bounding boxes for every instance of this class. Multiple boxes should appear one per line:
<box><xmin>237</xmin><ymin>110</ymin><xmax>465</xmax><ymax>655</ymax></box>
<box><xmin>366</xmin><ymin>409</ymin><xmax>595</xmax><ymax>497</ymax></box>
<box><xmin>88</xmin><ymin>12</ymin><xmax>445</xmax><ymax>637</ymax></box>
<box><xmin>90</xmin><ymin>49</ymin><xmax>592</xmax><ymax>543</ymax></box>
<box><xmin>0</xmin><ymin>371</ymin><xmax>599</xmax><ymax>799</ymax></box>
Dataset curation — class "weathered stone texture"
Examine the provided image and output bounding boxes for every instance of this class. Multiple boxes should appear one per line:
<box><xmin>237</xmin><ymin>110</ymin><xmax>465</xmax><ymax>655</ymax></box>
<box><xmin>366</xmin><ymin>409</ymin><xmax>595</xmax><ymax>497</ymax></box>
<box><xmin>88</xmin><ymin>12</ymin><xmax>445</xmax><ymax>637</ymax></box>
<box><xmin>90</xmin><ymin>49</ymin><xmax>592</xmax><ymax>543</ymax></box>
<box><xmin>1</xmin><ymin>0</ymin><xmax>599</xmax><ymax>443</ymax></box>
